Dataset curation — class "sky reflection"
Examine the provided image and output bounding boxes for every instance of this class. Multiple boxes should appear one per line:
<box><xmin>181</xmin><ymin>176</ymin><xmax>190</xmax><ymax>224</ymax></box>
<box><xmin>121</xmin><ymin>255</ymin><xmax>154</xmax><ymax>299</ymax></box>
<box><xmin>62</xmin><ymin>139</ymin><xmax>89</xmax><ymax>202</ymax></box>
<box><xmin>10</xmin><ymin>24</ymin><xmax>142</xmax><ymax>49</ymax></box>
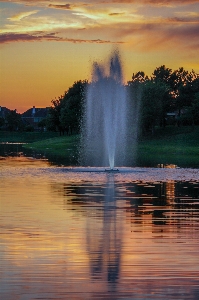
<box><xmin>1</xmin><ymin>158</ymin><xmax>199</xmax><ymax>299</ymax></box>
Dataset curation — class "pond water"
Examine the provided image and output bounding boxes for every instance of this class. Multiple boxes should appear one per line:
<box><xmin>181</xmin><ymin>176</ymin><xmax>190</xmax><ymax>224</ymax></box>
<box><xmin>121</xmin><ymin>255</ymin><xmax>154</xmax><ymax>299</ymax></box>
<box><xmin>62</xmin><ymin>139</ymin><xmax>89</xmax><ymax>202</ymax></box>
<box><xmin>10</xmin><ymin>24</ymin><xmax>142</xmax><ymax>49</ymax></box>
<box><xmin>1</xmin><ymin>144</ymin><xmax>199</xmax><ymax>300</ymax></box>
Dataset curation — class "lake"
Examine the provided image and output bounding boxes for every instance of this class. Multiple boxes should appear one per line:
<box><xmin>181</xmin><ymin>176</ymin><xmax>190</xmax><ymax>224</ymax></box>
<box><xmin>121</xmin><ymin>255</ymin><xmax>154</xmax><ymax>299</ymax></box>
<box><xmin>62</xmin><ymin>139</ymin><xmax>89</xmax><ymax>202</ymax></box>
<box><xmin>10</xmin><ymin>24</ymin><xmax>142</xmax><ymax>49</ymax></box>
<box><xmin>1</xmin><ymin>143</ymin><xmax>199</xmax><ymax>299</ymax></box>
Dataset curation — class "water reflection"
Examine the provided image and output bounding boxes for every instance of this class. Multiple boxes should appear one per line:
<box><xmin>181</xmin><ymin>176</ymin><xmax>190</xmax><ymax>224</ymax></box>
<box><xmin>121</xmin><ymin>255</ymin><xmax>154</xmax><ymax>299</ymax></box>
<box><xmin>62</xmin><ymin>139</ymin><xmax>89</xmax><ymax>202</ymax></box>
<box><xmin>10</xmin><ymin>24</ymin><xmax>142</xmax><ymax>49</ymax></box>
<box><xmin>52</xmin><ymin>175</ymin><xmax>199</xmax><ymax>299</ymax></box>
<box><xmin>86</xmin><ymin>175</ymin><xmax>122</xmax><ymax>295</ymax></box>
<box><xmin>1</xmin><ymin>156</ymin><xmax>199</xmax><ymax>299</ymax></box>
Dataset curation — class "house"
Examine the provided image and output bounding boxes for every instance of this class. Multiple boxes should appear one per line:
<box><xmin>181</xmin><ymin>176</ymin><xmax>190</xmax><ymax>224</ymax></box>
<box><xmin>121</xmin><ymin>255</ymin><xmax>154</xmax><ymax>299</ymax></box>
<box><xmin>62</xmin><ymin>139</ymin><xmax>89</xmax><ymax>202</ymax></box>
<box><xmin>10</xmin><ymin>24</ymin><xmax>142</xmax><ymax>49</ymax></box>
<box><xmin>0</xmin><ymin>106</ymin><xmax>11</xmax><ymax>119</ymax></box>
<box><xmin>0</xmin><ymin>106</ymin><xmax>12</xmax><ymax>129</ymax></box>
<box><xmin>21</xmin><ymin>106</ymin><xmax>49</xmax><ymax>130</ymax></box>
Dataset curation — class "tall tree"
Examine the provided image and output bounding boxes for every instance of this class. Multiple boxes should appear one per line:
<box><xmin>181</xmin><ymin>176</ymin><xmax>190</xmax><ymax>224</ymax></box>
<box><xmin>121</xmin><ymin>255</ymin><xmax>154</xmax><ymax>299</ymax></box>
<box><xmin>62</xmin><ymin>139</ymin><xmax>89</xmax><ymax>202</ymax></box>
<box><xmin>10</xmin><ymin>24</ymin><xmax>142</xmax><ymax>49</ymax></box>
<box><xmin>141</xmin><ymin>81</ymin><xmax>170</xmax><ymax>134</ymax></box>
<box><xmin>46</xmin><ymin>96</ymin><xmax>64</xmax><ymax>133</ymax></box>
<box><xmin>0</xmin><ymin>117</ymin><xmax>5</xmax><ymax>128</ymax></box>
<box><xmin>6</xmin><ymin>110</ymin><xmax>22</xmax><ymax>131</ymax></box>
<box><xmin>60</xmin><ymin>80</ymin><xmax>88</xmax><ymax>134</ymax></box>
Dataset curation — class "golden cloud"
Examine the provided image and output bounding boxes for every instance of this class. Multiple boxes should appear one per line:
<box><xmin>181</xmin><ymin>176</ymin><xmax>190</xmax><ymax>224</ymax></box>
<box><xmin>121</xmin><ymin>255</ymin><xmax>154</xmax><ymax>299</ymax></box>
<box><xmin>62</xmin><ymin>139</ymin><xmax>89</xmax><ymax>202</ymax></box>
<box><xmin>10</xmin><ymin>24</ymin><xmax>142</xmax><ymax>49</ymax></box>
<box><xmin>8</xmin><ymin>10</ymin><xmax>39</xmax><ymax>21</ymax></box>
<box><xmin>0</xmin><ymin>31</ymin><xmax>125</xmax><ymax>44</ymax></box>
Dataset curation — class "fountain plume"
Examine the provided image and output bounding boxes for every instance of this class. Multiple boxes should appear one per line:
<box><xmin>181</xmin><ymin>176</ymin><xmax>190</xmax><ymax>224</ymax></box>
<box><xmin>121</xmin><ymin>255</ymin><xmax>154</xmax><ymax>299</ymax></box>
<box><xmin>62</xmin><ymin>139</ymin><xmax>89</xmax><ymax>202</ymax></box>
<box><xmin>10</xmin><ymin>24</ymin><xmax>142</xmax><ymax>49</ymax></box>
<box><xmin>80</xmin><ymin>50</ymin><xmax>138</xmax><ymax>168</ymax></box>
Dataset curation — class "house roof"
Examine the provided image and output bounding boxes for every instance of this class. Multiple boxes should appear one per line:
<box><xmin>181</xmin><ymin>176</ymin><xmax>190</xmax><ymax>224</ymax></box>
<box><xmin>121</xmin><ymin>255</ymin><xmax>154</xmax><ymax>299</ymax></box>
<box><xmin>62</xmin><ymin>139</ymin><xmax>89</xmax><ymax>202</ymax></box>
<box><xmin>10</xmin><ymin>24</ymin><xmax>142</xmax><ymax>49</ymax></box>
<box><xmin>21</xmin><ymin>107</ymin><xmax>49</xmax><ymax>118</ymax></box>
<box><xmin>0</xmin><ymin>106</ymin><xmax>11</xmax><ymax>118</ymax></box>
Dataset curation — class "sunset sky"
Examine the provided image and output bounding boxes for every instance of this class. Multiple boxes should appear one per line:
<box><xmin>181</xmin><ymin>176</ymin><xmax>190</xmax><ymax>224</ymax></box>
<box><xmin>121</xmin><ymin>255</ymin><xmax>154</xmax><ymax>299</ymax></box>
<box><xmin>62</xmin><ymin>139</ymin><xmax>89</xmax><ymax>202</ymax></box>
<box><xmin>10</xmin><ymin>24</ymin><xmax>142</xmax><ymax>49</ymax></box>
<box><xmin>0</xmin><ymin>0</ymin><xmax>199</xmax><ymax>113</ymax></box>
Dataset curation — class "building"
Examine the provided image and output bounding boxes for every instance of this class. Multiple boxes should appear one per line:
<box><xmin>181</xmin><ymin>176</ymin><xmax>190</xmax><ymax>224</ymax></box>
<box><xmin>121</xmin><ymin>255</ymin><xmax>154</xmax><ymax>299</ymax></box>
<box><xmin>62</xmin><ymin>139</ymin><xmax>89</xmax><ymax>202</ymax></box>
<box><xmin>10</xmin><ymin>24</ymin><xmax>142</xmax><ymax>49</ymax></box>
<box><xmin>21</xmin><ymin>106</ymin><xmax>49</xmax><ymax>130</ymax></box>
<box><xmin>0</xmin><ymin>106</ymin><xmax>11</xmax><ymax>119</ymax></box>
<box><xmin>0</xmin><ymin>106</ymin><xmax>12</xmax><ymax>129</ymax></box>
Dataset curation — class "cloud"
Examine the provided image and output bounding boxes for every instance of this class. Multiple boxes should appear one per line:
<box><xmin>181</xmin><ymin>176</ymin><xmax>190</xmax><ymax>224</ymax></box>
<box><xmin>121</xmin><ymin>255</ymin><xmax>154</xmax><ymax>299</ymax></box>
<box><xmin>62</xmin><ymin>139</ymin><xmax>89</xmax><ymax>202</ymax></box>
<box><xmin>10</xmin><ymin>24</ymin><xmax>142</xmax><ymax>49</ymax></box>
<box><xmin>48</xmin><ymin>3</ymin><xmax>90</xmax><ymax>10</ymax></box>
<box><xmin>109</xmin><ymin>12</ymin><xmax>125</xmax><ymax>16</ymax></box>
<box><xmin>0</xmin><ymin>31</ymin><xmax>124</xmax><ymax>44</ymax></box>
<box><xmin>100</xmin><ymin>0</ymin><xmax>199</xmax><ymax>5</ymax></box>
<box><xmin>115</xmin><ymin>21</ymin><xmax>199</xmax><ymax>51</ymax></box>
<box><xmin>2</xmin><ymin>0</ymin><xmax>199</xmax><ymax>7</ymax></box>
<box><xmin>48</xmin><ymin>4</ymin><xmax>73</xmax><ymax>10</ymax></box>
<box><xmin>8</xmin><ymin>10</ymin><xmax>39</xmax><ymax>21</ymax></box>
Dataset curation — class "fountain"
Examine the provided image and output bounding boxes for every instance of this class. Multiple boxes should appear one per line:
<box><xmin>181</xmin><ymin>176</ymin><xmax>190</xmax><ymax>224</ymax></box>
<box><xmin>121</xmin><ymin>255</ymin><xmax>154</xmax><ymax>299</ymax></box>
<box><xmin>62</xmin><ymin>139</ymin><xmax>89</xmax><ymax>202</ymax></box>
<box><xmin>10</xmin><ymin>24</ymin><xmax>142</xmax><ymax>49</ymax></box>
<box><xmin>80</xmin><ymin>50</ymin><xmax>138</xmax><ymax>170</ymax></box>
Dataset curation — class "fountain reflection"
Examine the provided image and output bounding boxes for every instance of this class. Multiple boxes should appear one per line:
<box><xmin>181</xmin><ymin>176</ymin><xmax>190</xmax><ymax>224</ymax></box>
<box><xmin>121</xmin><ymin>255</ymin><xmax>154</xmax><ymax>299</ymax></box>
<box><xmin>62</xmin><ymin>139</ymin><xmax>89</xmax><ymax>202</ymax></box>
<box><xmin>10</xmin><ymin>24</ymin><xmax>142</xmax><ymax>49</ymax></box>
<box><xmin>86</xmin><ymin>175</ymin><xmax>122</xmax><ymax>295</ymax></box>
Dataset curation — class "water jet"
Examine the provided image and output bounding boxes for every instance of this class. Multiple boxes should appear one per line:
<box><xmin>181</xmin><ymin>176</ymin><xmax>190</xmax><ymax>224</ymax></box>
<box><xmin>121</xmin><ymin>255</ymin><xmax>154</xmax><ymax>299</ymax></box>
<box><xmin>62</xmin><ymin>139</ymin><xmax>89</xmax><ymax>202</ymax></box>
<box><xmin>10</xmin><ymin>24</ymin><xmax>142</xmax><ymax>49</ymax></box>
<box><xmin>80</xmin><ymin>50</ymin><xmax>139</xmax><ymax>169</ymax></box>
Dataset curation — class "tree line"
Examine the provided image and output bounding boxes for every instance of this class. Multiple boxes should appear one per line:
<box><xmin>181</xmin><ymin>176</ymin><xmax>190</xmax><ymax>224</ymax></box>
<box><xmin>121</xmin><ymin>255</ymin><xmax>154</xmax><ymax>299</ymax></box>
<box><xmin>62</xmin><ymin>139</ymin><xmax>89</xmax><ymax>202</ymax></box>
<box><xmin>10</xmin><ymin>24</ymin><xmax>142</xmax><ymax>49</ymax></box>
<box><xmin>1</xmin><ymin>65</ymin><xmax>199</xmax><ymax>134</ymax></box>
<box><xmin>47</xmin><ymin>65</ymin><xmax>199</xmax><ymax>136</ymax></box>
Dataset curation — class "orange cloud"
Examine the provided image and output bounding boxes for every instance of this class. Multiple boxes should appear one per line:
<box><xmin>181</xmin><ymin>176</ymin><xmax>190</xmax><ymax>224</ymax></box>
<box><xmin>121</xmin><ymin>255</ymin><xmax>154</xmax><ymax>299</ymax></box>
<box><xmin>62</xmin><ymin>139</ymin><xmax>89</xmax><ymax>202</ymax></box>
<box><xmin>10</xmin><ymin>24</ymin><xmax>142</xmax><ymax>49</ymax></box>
<box><xmin>8</xmin><ymin>10</ymin><xmax>39</xmax><ymax>21</ymax></box>
<box><xmin>48</xmin><ymin>4</ymin><xmax>73</xmax><ymax>10</ymax></box>
<box><xmin>1</xmin><ymin>0</ymin><xmax>198</xmax><ymax>2</ymax></box>
<box><xmin>100</xmin><ymin>0</ymin><xmax>199</xmax><ymax>5</ymax></box>
<box><xmin>0</xmin><ymin>31</ymin><xmax>124</xmax><ymax>44</ymax></box>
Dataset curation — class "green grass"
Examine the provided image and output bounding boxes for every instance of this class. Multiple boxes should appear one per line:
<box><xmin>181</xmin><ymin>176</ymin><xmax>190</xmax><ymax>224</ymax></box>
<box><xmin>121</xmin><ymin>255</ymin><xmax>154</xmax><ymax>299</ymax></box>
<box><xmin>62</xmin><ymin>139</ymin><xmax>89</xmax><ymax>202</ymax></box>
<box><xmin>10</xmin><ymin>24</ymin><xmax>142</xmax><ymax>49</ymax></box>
<box><xmin>23</xmin><ymin>134</ymin><xmax>80</xmax><ymax>165</ymax></box>
<box><xmin>137</xmin><ymin>126</ymin><xmax>199</xmax><ymax>167</ymax></box>
<box><xmin>1</xmin><ymin>126</ymin><xmax>199</xmax><ymax>167</ymax></box>
<box><xmin>0</xmin><ymin>131</ymin><xmax>59</xmax><ymax>143</ymax></box>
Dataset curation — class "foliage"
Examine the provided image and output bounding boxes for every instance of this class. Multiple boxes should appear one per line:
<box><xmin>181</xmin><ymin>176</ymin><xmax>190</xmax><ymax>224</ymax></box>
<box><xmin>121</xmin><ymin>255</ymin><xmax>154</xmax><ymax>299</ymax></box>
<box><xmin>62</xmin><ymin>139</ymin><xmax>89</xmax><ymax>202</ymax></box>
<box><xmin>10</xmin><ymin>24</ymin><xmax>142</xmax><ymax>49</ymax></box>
<box><xmin>0</xmin><ymin>117</ymin><xmax>5</xmax><ymax>128</ymax></box>
<box><xmin>46</xmin><ymin>80</ymin><xmax>88</xmax><ymax>134</ymax></box>
<box><xmin>6</xmin><ymin>110</ymin><xmax>23</xmax><ymax>131</ymax></box>
<box><xmin>21</xmin><ymin>126</ymin><xmax>199</xmax><ymax>168</ymax></box>
<box><xmin>25</xmin><ymin>125</ymin><xmax>35</xmax><ymax>132</ymax></box>
<box><xmin>3</xmin><ymin>63</ymin><xmax>197</xmax><ymax>136</ymax></box>
<box><xmin>38</xmin><ymin>118</ymin><xmax>47</xmax><ymax>129</ymax></box>
<box><xmin>60</xmin><ymin>80</ymin><xmax>88</xmax><ymax>134</ymax></box>
<box><xmin>141</xmin><ymin>80</ymin><xmax>170</xmax><ymax>134</ymax></box>
<box><xmin>0</xmin><ymin>131</ymin><xmax>59</xmax><ymax>143</ymax></box>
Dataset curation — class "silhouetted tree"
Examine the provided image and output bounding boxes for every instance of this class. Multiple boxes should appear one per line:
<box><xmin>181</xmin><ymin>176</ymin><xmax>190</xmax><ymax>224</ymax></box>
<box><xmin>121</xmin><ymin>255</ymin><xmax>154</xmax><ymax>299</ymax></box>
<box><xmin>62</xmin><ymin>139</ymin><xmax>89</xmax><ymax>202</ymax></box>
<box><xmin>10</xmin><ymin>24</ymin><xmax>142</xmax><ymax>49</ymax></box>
<box><xmin>0</xmin><ymin>117</ymin><xmax>5</xmax><ymax>128</ymax></box>
<box><xmin>47</xmin><ymin>80</ymin><xmax>88</xmax><ymax>134</ymax></box>
<box><xmin>141</xmin><ymin>81</ymin><xmax>170</xmax><ymax>134</ymax></box>
<box><xmin>6</xmin><ymin>110</ymin><xmax>23</xmax><ymax>131</ymax></box>
<box><xmin>60</xmin><ymin>80</ymin><xmax>88</xmax><ymax>134</ymax></box>
<box><xmin>38</xmin><ymin>118</ymin><xmax>47</xmax><ymax>131</ymax></box>
<box><xmin>153</xmin><ymin>65</ymin><xmax>173</xmax><ymax>87</ymax></box>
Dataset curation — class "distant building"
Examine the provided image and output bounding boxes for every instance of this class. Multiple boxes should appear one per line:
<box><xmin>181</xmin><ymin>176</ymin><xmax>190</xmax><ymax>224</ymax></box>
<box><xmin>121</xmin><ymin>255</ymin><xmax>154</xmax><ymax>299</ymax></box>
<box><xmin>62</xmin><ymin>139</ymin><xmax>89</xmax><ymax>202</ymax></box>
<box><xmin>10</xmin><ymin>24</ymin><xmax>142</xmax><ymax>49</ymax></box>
<box><xmin>0</xmin><ymin>106</ymin><xmax>11</xmax><ymax>118</ymax></box>
<box><xmin>21</xmin><ymin>106</ymin><xmax>49</xmax><ymax>130</ymax></box>
<box><xmin>0</xmin><ymin>106</ymin><xmax>12</xmax><ymax>129</ymax></box>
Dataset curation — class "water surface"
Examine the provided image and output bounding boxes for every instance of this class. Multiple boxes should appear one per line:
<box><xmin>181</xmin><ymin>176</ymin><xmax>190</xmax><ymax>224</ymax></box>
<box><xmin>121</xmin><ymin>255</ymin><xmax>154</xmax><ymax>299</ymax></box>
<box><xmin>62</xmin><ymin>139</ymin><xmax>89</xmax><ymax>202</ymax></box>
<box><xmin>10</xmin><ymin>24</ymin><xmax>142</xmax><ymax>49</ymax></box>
<box><xmin>1</xmin><ymin>154</ymin><xmax>199</xmax><ymax>299</ymax></box>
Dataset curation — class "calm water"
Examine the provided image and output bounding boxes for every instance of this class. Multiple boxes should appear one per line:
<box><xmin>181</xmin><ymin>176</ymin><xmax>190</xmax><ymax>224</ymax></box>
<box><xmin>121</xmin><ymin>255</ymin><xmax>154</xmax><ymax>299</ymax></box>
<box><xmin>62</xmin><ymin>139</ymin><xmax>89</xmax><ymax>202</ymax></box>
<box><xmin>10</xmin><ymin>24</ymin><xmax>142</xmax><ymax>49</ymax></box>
<box><xmin>1</xmin><ymin>145</ymin><xmax>199</xmax><ymax>300</ymax></box>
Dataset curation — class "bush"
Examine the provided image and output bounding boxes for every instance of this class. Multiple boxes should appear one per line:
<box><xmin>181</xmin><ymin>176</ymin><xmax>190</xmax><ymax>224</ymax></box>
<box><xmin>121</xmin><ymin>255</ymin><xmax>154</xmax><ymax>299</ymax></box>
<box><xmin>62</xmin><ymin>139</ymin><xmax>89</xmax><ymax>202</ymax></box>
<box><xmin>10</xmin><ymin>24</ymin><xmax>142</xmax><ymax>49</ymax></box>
<box><xmin>25</xmin><ymin>125</ymin><xmax>34</xmax><ymax>132</ymax></box>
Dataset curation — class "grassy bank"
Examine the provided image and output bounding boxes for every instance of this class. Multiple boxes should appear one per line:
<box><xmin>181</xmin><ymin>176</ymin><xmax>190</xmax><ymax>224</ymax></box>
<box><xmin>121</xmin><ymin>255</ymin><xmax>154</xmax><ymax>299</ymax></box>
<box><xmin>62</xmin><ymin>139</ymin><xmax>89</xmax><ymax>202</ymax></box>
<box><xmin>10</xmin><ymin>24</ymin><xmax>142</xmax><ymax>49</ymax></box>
<box><xmin>23</xmin><ymin>134</ymin><xmax>80</xmax><ymax>165</ymax></box>
<box><xmin>0</xmin><ymin>131</ymin><xmax>59</xmax><ymax>143</ymax></box>
<box><xmin>1</xmin><ymin>126</ymin><xmax>199</xmax><ymax>167</ymax></box>
<box><xmin>137</xmin><ymin>126</ymin><xmax>199</xmax><ymax>167</ymax></box>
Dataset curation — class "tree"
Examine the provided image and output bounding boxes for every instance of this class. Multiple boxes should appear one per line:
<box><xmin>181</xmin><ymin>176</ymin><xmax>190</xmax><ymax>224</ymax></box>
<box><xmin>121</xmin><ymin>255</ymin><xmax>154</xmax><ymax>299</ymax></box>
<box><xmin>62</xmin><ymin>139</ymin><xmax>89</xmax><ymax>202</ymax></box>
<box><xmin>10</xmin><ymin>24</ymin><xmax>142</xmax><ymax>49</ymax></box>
<box><xmin>60</xmin><ymin>80</ymin><xmax>88</xmax><ymax>134</ymax></box>
<box><xmin>38</xmin><ymin>118</ymin><xmax>47</xmax><ymax>131</ymax></box>
<box><xmin>6</xmin><ymin>110</ymin><xmax>23</xmax><ymax>131</ymax></box>
<box><xmin>126</xmin><ymin>71</ymin><xmax>148</xmax><ymax>138</ymax></box>
<box><xmin>46</xmin><ymin>80</ymin><xmax>88</xmax><ymax>134</ymax></box>
<box><xmin>152</xmin><ymin>65</ymin><xmax>175</xmax><ymax>113</ymax></box>
<box><xmin>171</xmin><ymin>68</ymin><xmax>199</xmax><ymax>115</ymax></box>
<box><xmin>0</xmin><ymin>117</ymin><xmax>5</xmax><ymax>128</ymax></box>
<box><xmin>46</xmin><ymin>97</ymin><xmax>63</xmax><ymax>133</ymax></box>
<box><xmin>141</xmin><ymin>81</ymin><xmax>170</xmax><ymax>134</ymax></box>
<box><xmin>183</xmin><ymin>92</ymin><xmax>199</xmax><ymax>126</ymax></box>
<box><xmin>153</xmin><ymin>65</ymin><xmax>173</xmax><ymax>87</ymax></box>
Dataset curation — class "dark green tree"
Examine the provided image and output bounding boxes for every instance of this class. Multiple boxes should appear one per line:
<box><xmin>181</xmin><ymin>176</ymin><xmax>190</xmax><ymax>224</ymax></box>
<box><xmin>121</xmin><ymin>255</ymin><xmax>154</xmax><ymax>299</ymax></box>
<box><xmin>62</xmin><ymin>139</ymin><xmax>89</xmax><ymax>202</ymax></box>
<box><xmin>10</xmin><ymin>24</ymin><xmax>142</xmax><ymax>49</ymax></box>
<box><xmin>152</xmin><ymin>65</ymin><xmax>175</xmax><ymax>112</ymax></box>
<box><xmin>153</xmin><ymin>65</ymin><xmax>173</xmax><ymax>87</ymax></box>
<box><xmin>0</xmin><ymin>117</ymin><xmax>5</xmax><ymax>128</ymax></box>
<box><xmin>170</xmin><ymin>68</ymin><xmax>199</xmax><ymax>118</ymax></box>
<box><xmin>60</xmin><ymin>80</ymin><xmax>88</xmax><ymax>134</ymax></box>
<box><xmin>182</xmin><ymin>92</ymin><xmax>199</xmax><ymax>126</ymax></box>
<box><xmin>6</xmin><ymin>110</ymin><xmax>23</xmax><ymax>131</ymax></box>
<box><xmin>46</xmin><ymin>97</ymin><xmax>63</xmax><ymax>133</ymax></box>
<box><xmin>126</xmin><ymin>71</ymin><xmax>148</xmax><ymax>138</ymax></box>
<box><xmin>141</xmin><ymin>80</ymin><xmax>170</xmax><ymax>134</ymax></box>
<box><xmin>47</xmin><ymin>80</ymin><xmax>88</xmax><ymax>134</ymax></box>
<box><xmin>38</xmin><ymin>118</ymin><xmax>47</xmax><ymax>131</ymax></box>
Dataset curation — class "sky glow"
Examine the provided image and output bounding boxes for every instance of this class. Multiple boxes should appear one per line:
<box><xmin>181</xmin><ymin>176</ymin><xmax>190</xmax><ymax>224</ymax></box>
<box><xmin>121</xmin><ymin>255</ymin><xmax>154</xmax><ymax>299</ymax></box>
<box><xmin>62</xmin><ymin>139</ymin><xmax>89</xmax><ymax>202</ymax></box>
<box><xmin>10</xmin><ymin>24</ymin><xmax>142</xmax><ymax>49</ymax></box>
<box><xmin>0</xmin><ymin>0</ymin><xmax>199</xmax><ymax>112</ymax></box>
